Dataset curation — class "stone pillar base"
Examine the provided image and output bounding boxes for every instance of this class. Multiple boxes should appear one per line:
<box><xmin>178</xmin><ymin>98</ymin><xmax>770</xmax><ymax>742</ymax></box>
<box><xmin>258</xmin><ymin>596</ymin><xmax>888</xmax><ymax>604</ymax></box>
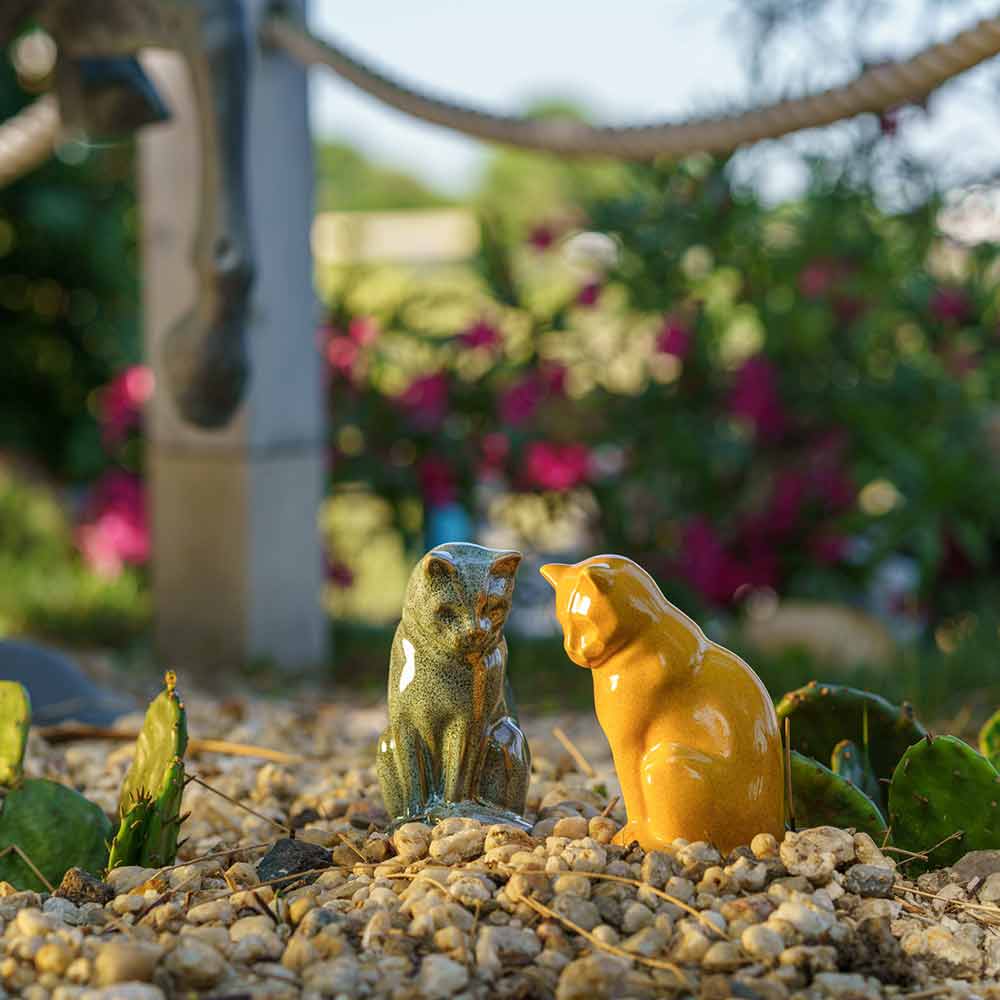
<box><xmin>150</xmin><ymin>444</ymin><xmax>326</xmax><ymax>672</ymax></box>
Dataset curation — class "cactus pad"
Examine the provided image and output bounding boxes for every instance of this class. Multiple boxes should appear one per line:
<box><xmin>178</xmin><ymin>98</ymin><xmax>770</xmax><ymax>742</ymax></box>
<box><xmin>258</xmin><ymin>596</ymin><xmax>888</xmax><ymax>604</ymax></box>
<box><xmin>0</xmin><ymin>681</ymin><xmax>30</xmax><ymax>788</ymax></box>
<box><xmin>0</xmin><ymin>778</ymin><xmax>111</xmax><ymax>891</ymax></box>
<box><xmin>831</xmin><ymin>739</ymin><xmax>883</xmax><ymax>805</ymax></box>
<box><xmin>776</xmin><ymin>682</ymin><xmax>925</xmax><ymax>797</ymax></box>
<box><xmin>889</xmin><ymin>734</ymin><xmax>1000</xmax><ymax>873</ymax></box>
<box><xmin>108</xmin><ymin>672</ymin><xmax>188</xmax><ymax>870</ymax></box>
<box><xmin>789</xmin><ymin>750</ymin><xmax>886</xmax><ymax>838</ymax></box>
<box><xmin>978</xmin><ymin>709</ymin><xmax>1000</xmax><ymax>768</ymax></box>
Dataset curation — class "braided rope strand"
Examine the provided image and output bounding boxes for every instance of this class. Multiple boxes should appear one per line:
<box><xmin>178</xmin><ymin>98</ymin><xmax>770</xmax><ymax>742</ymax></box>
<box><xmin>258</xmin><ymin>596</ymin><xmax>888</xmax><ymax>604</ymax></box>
<box><xmin>261</xmin><ymin>12</ymin><xmax>1000</xmax><ymax>159</ymax></box>
<box><xmin>1</xmin><ymin>11</ymin><xmax>998</xmax><ymax>186</ymax></box>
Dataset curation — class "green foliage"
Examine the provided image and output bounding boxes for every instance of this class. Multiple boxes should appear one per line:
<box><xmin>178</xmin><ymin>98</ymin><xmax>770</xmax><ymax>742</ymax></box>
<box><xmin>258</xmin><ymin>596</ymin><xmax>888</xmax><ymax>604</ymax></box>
<box><xmin>888</xmin><ymin>735</ymin><xmax>1000</xmax><ymax>873</ymax></box>
<box><xmin>315</xmin><ymin>141</ymin><xmax>452</xmax><ymax>212</ymax></box>
<box><xmin>108</xmin><ymin>673</ymin><xmax>188</xmax><ymax>870</ymax></box>
<box><xmin>321</xmin><ymin>151</ymin><xmax>1000</xmax><ymax>639</ymax></box>
<box><xmin>0</xmin><ymin>681</ymin><xmax>111</xmax><ymax>890</ymax></box>
<box><xmin>830</xmin><ymin>739</ymin><xmax>881</xmax><ymax>806</ymax></box>
<box><xmin>0</xmin><ymin>682</ymin><xmax>29</xmax><ymax>788</ymax></box>
<box><xmin>0</xmin><ymin>62</ymin><xmax>138</xmax><ymax>482</ymax></box>
<box><xmin>0</xmin><ymin>466</ymin><xmax>148</xmax><ymax>646</ymax></box>
<box><xmin>776</xmin><ymin>681</ymin><xmax>926</xmax><ymax>804</ymax></box>
<box><xmin>789</xmin><ymin>750</ymin><xmax>886</xmax><ymax>838</ymax></box>
<box><xmin>978</xmin><ymin>708</ymin><xmax>1000</xmax><ymax>768</ymax></box>
<box><xmin>0</xmin><ymin>779</ymin><xmax>111</xmax><ymax>891</ymax></box>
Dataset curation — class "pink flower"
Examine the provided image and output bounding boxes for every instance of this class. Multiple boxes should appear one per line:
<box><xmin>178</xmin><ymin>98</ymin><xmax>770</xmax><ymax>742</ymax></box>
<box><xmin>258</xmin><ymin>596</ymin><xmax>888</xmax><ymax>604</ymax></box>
<box><xmin>541</xmin><ymin>363</ymin><xmax>567</xmax><ymax>396</ymax></box>
<box><xmin>680</xmin><ymin>516</ymin><xmax>779</xmax><ymax>605</ymax></box>
<box><xmin>100</xmin><ymin>365</ymin><xmax>154</xmax><ymax>449</ymax></box>
<box><xmin>326</xmin><ymin>336</ymin><xmax>360</xmax><ymax>380</ymax></box>
<box><xmin>417</xmin><ymin>455</ymin><xmax>458</xmax><ymax>507</ymax></box>
<box><xmin>930</xmin><ymin>287</ymin><xmax>971</xmax><ymax>324</ymax></box>
<box><xmin>528</xmin><ymin>224</ymin><xmax>556</xmax><ymax>251</ymax></box>
<box><xmin>798</xmin><ymin>259</ymin><xmax>840</xmax><ymax>299</ymax></box>
<box><xmin>348</xmin><ymin>316</ymin><xmax>379</xmax><ymax>346</ymax></box>
<box><xmin>480</xmin><ymin>432</ymin><xmax>510</xmax><ymax>472</ymax></box>
<box><xmin>655</xmin><ymin>318</ymin><xmax>692</xmax><ymax>359</ymax></box>
<box><xmin>458</xmin><ymin>320</ymin><xmax>501</xmax><ymax>350</ymax></box>
<box><xmin>768</xmin><ymin>471</ymin><xmax>807</xmax><ymax>535</ymax></box>
<box><xmin>576</xmin><ymin>281</ymin><xmax>601</xmax><ymax>308</ymax></box>
<box><xmin>500</xmin><ymin>376</ymin><xmax>545</xmax><ymax>426</ymax></box>
<box><xmin>524</xmin><ymin>442</ymin><xmax>590</xmax><ymax>492</ymax></box>
<box><xmin>77</xmin><ymin>471</ymin><xmax>149</xmax><ymax>577</ymax></box>
<box><xmin>398</xmin><ymin>373</ymin><xmax>449</xmax><ymax>429</ymax></box>
<box><xmin>728</xmin><ymin>356</ymin><xmax>787</xmax><ymax>441</ymax></box>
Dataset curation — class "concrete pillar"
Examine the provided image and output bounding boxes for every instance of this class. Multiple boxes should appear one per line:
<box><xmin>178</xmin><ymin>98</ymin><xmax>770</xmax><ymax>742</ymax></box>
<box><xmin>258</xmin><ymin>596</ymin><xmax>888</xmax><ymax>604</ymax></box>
<box><xmin>139</xmin><ymin>0</ymin><xmax>326</xmax><ymax>672</ymax></box>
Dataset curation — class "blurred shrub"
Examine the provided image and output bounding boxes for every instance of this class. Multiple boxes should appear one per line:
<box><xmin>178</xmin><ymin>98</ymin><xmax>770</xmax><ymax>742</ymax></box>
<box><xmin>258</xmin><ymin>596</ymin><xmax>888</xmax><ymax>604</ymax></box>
<box><xmin>322</xmin><ymin>154</ymin><xmax>1000</xmax><ymax>633</ymax></box>
<box><xmin>0</xmin><ymin>465</ymin><xmax>148</xmax><ymax>646</ymax></box>
<box><xmin>0</xmin><ymin>62</ymin><xmax>139</xmax><ymax>482</ymax></box>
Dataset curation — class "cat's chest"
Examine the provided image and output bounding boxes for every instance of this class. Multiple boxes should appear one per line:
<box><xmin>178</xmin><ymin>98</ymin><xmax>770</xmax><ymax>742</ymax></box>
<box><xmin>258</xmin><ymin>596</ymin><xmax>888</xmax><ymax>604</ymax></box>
<box><xmin>393</xmin><ymin>636</ymin><xmax>504</xmax><ymax>711</ymax></box>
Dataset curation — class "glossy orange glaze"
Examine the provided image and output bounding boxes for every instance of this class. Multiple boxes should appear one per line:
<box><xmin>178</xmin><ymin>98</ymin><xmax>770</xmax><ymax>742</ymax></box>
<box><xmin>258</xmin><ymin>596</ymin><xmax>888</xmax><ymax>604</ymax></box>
<box><xmin>541</xmin><ymin>555</ymin><xmax>784</xmax><ymax>853</ymax></box>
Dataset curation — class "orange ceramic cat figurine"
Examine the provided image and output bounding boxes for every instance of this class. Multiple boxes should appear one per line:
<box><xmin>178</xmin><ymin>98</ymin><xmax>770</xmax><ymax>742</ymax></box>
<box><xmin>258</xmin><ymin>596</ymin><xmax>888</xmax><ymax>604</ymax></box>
<box><xmin>541</xmin><ymin>555</ymin><xmax>784</xmax><ymax>853</ymax></box>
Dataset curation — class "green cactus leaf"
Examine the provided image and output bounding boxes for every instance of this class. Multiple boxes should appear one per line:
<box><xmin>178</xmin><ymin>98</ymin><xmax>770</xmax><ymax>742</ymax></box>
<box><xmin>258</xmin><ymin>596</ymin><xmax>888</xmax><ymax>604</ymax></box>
<box><xmin>889</xmin><ymin>734</ymin><xmax>1000</xmax><ymax>873</ymax></box>
<box><xmin>108</xmin><ymin>672</ymin><xmax>187</xmax><ymax>870</ymax></box>
<box><xmin>831</xmin><ymin>739</ymin><xmax>883</xmax><ymax>805</ymax></box>
<box><xmin>0</xmin><ymin>682</ymin><xmax>30</xmax><ymax>788</ymax></box>
<box><xmin>776</xmin><ymin>682</ymin><xmax>925</xmax><ymax>803</ymax></box>
<box><xmin>978</xmin><ymin>709</ymin><xmax>1000</xmax><ymax>768</ymax></box>
<box><xmin>0</xmin><ymin>778</ymin><xmax>111</xmax><ymax>891</ymax></box>
<box><xmin>789</xmin><ymin>750</ymin><xmax>886</xmax><ymax>838</ymax></box>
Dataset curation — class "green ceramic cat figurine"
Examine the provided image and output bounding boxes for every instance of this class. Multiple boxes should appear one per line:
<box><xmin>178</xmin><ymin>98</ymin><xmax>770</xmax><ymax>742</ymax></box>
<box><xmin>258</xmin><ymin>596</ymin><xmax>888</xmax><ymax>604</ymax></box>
<box><xmin>376</xmin><ymin>543</ymin><xmax>532</xmax><ymax>829</ymax></box>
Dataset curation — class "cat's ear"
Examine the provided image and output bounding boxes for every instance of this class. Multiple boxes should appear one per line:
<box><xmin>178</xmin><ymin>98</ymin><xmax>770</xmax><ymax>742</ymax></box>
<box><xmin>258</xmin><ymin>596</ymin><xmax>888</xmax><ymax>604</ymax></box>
<box><xmin>539</xmin><ymin>563</ymin><xmax>571</xmax><ymax>589</ymax></box>
<box><xmin>423</xmin><ymin>550</ymin><xmax>458</xmax><ymax>581</ymax></box>
<box><xmin>490</xmin><ymin>551</ymin><xmax>522</xmax><ymax>580</ymax></box>
<box><xmin>584</xmin><ymin>565</ymin><xmax>614</xmax><ymax>594</ymax></box>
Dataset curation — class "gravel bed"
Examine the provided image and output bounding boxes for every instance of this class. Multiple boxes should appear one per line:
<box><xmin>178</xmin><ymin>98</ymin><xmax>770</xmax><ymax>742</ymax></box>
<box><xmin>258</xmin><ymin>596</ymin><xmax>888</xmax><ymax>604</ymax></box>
<box><xmin>5</xmin><ymin>691</ymin><xmax>1000</xmax><ymax>999</ymax></box>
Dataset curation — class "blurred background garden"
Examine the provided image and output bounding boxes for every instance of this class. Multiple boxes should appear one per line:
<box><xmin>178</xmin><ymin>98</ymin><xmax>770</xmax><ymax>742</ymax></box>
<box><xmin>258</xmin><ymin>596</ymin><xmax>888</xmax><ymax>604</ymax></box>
<box><xmin>2</xmin><ymin>0</ymin><xmax>1000</xmax><ymax>722</ymax></box>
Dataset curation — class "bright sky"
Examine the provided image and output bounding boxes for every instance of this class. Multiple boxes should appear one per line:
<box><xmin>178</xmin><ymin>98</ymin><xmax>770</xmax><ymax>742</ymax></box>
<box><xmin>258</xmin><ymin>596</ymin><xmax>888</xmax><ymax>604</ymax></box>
<box><xmin>306</xmin><ymin>0</ymin><xmax>1000</xmax><ymax>201</ymax></box>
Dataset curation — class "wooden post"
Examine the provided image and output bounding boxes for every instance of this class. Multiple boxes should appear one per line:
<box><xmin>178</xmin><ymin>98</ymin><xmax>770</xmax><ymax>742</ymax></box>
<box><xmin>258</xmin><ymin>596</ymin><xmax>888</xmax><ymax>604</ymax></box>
<box><xmin>139</xmin><ymin>0</ymin><xmax>327</xmax><ymax>672</ymax></box>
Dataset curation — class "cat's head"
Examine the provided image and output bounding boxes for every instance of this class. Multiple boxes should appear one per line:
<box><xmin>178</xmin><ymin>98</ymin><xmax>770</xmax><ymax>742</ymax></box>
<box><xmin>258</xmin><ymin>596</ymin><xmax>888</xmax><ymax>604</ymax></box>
<box><xmin>540</xmin><ymin>555</ymin><xmax>667</xmax><ymax>668</ymax></box>
<box><xmin>402</xmin><ymin>542</ymin><xmax>522</xmax><ymax>652</ymax></box>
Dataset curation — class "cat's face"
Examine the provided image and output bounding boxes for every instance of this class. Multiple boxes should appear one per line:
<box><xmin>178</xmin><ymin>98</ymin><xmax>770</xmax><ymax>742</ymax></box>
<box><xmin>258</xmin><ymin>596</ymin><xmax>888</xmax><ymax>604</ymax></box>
<box><xmin>542</xmin><ymin>555</ymin><xmax>671</xmax><ymax>669</ymax></box>
<box><xmin>540</xmin><ymin>560</ymin><xmax>624</xmax><ymax>668</ymax></box>
<box><xmin>403</xmin><ymin>543</ymin><xmax>521</xmax><ymax>653</ymax></box>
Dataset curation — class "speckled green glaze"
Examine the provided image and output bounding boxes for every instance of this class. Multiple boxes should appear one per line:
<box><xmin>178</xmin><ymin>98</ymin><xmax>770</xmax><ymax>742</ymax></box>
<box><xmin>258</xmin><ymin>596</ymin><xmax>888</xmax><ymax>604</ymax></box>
<box><xmin>376</xmin><ymin>543</ymin><xmax>532</xmax><ymax>830</ymax></box>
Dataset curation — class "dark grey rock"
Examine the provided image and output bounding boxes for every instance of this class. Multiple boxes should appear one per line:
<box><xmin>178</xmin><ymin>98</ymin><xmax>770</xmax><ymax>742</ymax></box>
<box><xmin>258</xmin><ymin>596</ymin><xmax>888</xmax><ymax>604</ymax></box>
<box><xmin>950</xmin><ymin>850</ymin><xmax>1000</xmax><ymax>882</ymax></box>
<box><xmin>843</xmin><ymin>864</ymin><xmax>894</xmax><ymax>898</ymax></box>
<box><xmin>54</xmin><ymin>867</ymin><xmax>114</xmax><ymax>906</ymax></box>
<box><xmin>256</xmin><ymin>837</ymin><xmax>331</xmax><ymax>888</ymax></box>
<box><xmin>0</xmin><ymin>639</ymin><xmax>133</xmax><ymax>725</ymax></box>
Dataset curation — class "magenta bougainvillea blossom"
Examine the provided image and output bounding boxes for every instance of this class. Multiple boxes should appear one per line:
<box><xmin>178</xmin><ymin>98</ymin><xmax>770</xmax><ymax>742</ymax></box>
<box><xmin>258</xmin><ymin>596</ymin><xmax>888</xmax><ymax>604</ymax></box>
<box><xmin>77</xmin><ymin>470</ymin><xmax>149</xmax><ymax>577</ymax></box>
<box><xmin>576</xmin><ymin>281</ymin><xmax>601</xmax><ymax>308</ymax></box>
<box><xmin>100</xmin><ymin>365</ymin><xmax>154</xmax><ymax>449</ymax></box>
<box><xmin>655</xmin><ymin>318</ymin><xmax>692</xmax><ymax>359</ymax></box>
<box><xmin>524</xmin><ymin>441</ymin><xmax>590</xmax><ymax>492</ymax></box>
<box><xmin>728</xmin><ymin>356</ymin><xmax>787</xmax><ymax>441</ymax></box>
<box><xmin>418</xmin><ymin>454</ymin><xmax>458</xmax><ymax>508</ymax></box>
<box><xmin>930</xmin><ymin>286</ymin><xmax>972</xmax><ymax>325</ymax></box>
<box><xmin>398</xmin><ymin>373</ymin><xmax>449</xmax><ymax>429</ymax></box>
<box><xmin>458</xmin><ymin>320</ymin><xmax>501</xmax><ymax>350</ymax></box>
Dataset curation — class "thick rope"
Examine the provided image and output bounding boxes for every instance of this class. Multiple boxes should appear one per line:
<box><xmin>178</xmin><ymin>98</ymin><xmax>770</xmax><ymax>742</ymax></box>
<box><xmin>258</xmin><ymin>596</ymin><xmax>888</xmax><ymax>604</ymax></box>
<box><xmin>2</xmin><ymin>11</ymin><xmax>999</xmax><ymax>185</ymax></box>
<box><xmin>261</xmin><ymin>12</ymin><xmax>1000</xmax><ymax>159</ymax></box>
<box><xmin>0</xmin><ymin>92</ymin><xmax>59</xmax><ymax>187</ymax></box>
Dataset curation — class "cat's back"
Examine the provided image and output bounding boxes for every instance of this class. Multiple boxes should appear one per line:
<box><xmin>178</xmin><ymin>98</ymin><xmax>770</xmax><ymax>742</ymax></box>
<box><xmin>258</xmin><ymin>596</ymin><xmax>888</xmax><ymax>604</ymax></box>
<box><xmin>694</xmin><ymin>640</ymin><xmax>780</xmax><ymax>753</ymax></box>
